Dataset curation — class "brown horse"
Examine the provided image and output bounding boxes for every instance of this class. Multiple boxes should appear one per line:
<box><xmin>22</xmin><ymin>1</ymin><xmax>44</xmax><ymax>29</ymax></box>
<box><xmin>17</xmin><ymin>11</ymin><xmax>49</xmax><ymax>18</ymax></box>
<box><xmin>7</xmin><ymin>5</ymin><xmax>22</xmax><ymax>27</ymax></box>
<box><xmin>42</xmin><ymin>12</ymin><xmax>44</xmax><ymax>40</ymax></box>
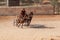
<box><xmin>15</xmin><ymin>15</ymin><xmax>25</xmax><ymax>28</ymax></box>
<box><xmin>14</xmin><ymin>12</ymin><xmax>33</xmax><ymax>28</ymax></box>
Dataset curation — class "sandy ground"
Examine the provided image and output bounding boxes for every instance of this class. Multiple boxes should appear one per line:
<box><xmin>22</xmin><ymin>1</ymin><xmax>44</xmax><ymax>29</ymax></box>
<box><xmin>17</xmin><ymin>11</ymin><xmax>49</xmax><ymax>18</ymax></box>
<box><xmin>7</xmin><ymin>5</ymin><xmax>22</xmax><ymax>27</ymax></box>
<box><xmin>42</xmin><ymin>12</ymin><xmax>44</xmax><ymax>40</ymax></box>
<box><xmin>0</xmin><ymin>15</ymin><xmax>60</xmax><ymax>40</ymax></box>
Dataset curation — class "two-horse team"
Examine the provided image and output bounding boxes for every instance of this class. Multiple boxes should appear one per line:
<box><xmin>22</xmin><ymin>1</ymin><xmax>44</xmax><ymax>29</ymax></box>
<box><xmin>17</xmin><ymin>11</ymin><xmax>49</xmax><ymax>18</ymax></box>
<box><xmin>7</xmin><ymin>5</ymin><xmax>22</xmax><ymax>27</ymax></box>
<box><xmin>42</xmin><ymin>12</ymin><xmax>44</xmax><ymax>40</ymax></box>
<box><xmin>14</xmin><ymin>8</ymin><xmax>33</xmax><ymax>28</ymax></box>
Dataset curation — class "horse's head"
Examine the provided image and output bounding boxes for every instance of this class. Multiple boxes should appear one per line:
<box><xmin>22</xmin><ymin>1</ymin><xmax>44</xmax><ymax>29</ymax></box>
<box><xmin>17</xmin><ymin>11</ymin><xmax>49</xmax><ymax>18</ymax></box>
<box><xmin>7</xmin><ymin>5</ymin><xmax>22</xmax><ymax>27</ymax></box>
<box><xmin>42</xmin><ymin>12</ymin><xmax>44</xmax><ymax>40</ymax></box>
<box><xmin>29</xmin><ymin>12</ymin><xmax>33</xmax><ymax>16</ymax></box>
<box><xmin>28</xmin><ymin>12</ymin><xmax>33</xmax><ymax>17</ymax></box>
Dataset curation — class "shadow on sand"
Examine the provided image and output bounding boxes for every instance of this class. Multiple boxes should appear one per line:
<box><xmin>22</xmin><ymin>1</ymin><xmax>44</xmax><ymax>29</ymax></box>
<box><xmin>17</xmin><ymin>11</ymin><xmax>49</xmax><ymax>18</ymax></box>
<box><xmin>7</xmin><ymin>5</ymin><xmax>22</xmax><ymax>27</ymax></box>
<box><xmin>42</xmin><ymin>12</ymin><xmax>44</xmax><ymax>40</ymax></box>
<box><xmin>29</xmin><ymin>24</ymin><xmax>55</xmax><ymax>29</ymax></box>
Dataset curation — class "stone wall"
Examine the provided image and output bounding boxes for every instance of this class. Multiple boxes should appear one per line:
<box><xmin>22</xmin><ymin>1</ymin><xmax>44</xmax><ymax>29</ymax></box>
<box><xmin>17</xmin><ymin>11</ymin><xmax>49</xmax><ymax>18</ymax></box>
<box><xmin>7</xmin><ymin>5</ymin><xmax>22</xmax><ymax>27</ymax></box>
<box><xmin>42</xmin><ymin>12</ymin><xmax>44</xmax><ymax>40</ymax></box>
<box><xmin>0</xmin><ymin>5</ymin><xmax>53</xmax><ymax>16</ymax></box>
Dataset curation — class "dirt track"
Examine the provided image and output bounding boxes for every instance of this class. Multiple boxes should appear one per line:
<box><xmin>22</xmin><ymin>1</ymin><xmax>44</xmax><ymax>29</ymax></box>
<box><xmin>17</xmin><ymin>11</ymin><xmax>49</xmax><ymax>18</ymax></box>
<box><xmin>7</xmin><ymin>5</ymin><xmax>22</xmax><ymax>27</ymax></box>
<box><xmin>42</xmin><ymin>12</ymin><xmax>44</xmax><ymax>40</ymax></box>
<box><xmin>0</xmin><ymin>15</ymin><xmax>60</xmax><ymax>40</ymax></box>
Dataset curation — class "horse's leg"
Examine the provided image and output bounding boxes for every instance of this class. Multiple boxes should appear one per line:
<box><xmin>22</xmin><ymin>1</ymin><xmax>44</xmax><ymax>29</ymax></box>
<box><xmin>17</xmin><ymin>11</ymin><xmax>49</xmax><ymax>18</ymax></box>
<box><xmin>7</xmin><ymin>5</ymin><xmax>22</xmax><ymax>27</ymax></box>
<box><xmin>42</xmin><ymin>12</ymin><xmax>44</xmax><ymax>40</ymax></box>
<box><xmin>16</xmin><ymin>22</ymin><xmax>20</xmax><ymax>28</ymax></box>
<box><xmin>26</xmin><ymin>18</ymin><xmax>32</xmax><ymax>27</ymax></box>
<box><xmin>17</xmin><ymin>20</ymin><xmax>20</xmax><ymax>28</ymax></box>
<box><xmin>13</xmin><ymin>20</ymin><xmax>17</xmax><ymax>26</ymax></box>
<box><xmin>16</xmin><ymin>23</ymin><xmax>18</xmax><ymax>27</ymax></box>
<box><xmin>21</xmin><ymin>23</ymin><xmax>23</xmax><ymax>28</ymax></box>
<box><xmin>17</xmin><ymin>23</ymin><xmax>20</xmax><ymax>28</ymax></box>
<box><xmin>16</xmin><ymin>22</ymin><xmax>18</xmax><ymax>27</ymax></box>
<box><xmin>27</xmin><ymin>21</ymin><xmax>30</xmax><ymax>26</ymax></box>
<box><xmin>26</xmin><ymin>19</ymin><xmax>30</xmax><ymax>26</ymax></box>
